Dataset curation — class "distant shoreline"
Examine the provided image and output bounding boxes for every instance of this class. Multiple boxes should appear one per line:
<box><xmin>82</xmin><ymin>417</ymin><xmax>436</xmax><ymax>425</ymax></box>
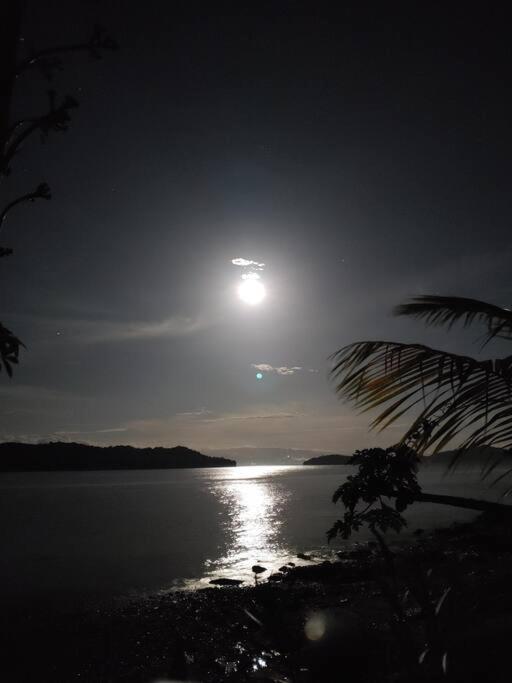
<box><xmin>0</xmin><ymin>441</ymin><xmax>236</xmax><ymax>471</ymax></box>
<box><xmin>303</xmin><ymin>453</ymin><xmax>352</xmax><ymax>466</ymax></box>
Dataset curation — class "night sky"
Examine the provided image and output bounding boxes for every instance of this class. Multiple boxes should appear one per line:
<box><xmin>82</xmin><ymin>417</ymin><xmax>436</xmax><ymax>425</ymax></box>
<box><xmin>1</xmin><ymin>2</ymin><xmax>511</xmax><ymax>455</ymax></box>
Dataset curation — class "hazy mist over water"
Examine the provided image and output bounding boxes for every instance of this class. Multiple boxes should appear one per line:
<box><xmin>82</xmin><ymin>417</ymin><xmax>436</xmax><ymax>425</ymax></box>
<box><xmin>0</xmin><ymin>465</ymin><xmax>503</xmax><ymax>605</ymax></box>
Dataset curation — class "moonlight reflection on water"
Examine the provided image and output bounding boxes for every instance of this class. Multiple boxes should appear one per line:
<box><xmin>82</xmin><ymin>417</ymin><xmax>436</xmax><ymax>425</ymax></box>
<box><xmin>0</xmin><ymin>465</ymin><xmax>493</xmax><ymax>597</ymax></box>
<box><xmin>202</xmin><ymin>466</ymin><xmax>292</xmax><ymax>584</ymax></box>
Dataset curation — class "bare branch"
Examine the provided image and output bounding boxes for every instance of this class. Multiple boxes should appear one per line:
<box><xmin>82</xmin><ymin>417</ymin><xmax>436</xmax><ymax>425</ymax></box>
<box><xmin>5</xmin><ymin>118</ymin><xmax>38</xmax><ymax>141</ymax></box>
<box><xmin>1</xmin><ymin>92</ymin><xmax>78</xmax><ymax>176</ymax></box>
<box><xmin>0</xmin><ymin>182</ymin><xmax>52</xmax><ymax>230</ymax></box>
<box><xmin>15</xmin><ymin>25</ymin><xmax>118</xmax><ymax>79</ymax></box>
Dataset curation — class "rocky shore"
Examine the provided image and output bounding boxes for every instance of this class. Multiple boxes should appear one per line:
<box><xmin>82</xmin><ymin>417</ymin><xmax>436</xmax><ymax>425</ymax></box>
<box><xmin>2</xmin><ymin>513</ymin><xmax>512</xmax><ymax>682</ymax></box>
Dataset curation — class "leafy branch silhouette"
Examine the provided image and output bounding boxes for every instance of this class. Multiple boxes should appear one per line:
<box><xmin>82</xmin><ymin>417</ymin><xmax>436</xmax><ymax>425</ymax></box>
<box><xmin>0</xmin><ymin>12</ymin><xmax>116</xmax><ymax>377</ymax></box>
<box><xmin>327</xmin><ymin>444</ymin><xmax>421</xmax><ymax>545</ymax></box>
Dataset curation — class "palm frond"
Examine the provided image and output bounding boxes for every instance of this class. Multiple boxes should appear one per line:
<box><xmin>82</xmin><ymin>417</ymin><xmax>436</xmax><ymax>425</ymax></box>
<box><xmin>0</xmin><ymin>322</ymin><xmax>24</xmax><ymax>377</ymax></box>
<box><xmin>330</xmin><ymin>341</ymin><xmax>512</xmax><ymax>454</ymax></box>
<box><xmin>394</xmin><ymin>296</ymin><xmax>512</xmax><ymax>344</ymax></box>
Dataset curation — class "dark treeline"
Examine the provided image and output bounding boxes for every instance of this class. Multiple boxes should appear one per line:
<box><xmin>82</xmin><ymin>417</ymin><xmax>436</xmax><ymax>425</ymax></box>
<box><xmin>0</xmin><ymin>442</ymin><xmax>236</xmax><ymax>471</ymax></box>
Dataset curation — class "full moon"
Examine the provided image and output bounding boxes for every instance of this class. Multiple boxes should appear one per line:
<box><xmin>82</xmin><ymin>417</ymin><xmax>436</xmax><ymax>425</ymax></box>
<box><xmin>238</xmin><ymin>278</ymin><xmax>266</xmax><ymax>305</ymax></box>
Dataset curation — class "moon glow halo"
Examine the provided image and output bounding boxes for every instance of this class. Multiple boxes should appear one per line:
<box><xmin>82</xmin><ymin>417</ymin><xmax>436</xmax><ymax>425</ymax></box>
<box><xmin>238</xmin><ymin>278</ymin><xmax>266</xmax><ymax>305</ymax></box>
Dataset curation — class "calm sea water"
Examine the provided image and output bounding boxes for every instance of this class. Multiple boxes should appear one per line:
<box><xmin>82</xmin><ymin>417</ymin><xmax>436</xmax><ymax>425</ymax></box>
<box><xmin>0</xmin><ymin>465</ymin><xmax>504</xmax><ymax>604</ymax></box>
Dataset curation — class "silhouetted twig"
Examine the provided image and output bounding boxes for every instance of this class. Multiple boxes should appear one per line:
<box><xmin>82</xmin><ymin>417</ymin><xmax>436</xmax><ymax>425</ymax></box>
<box><xmin>15</xmin><ymin>25</ymin><xmax>118</xmax><ymax>79</ymax></box>
<box><xmin>1</xmin><ymin>91</ymin><xmax>78</xmax><ymax>176</ymax></box>
<box><xmin>0</xmin><ymin>182</ymin><xmax>52</xmax><ymax>231</ymax></box>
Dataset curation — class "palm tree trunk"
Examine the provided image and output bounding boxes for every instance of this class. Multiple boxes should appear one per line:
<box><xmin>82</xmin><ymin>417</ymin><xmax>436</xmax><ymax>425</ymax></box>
<box><xmin>414</xmin><ymin>491</ymin><xmax>512</xmax><ymax>514</ymax></box>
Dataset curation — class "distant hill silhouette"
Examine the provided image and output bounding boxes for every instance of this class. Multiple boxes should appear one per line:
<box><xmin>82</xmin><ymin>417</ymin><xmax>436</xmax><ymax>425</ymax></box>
<box><xmin>302</xmin><ymin>447</ymin><xmax>511</xmax><ymax>469</ymax></box>
<box><xmin>0</xmin><ymin>442</ymin><xmax>236</xmax><ymax>471</ymax></box>
<box><xmin>303</xmin><ymin>453</ymin><xmax>352</xmax><ymax>466</ymax></box>
<box><xmin>423</xmin><ymin>446</ymin><xmax>509</xmax><ymax>470</ymax></box>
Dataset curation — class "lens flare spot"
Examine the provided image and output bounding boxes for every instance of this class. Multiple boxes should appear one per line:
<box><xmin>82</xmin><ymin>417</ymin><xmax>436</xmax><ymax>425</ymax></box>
<box><xmin>256</xmin><ymin>372</ymin><xmax>263</xmax><ymax>380</ymax></box>
<box><xmin>305</xmin><ymin>613</ymin><xmax>326</xmax><ymax>641</ymax></box>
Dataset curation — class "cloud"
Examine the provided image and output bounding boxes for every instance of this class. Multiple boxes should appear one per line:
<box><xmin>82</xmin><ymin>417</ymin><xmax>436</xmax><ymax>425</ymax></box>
<box><xmin>54</xmin><ymin>315</ymin><xmax>206</xmax><ymax>344</ymax></box>
<box><xmin>54</xmin><ymin>427</ymin><xmax>127</xmax><ymax>435</ymax></box>
<box><xmin>252</xmin><ymin>363</ymin><xmax>318</xmax><ymax>376</ymax></box>
<box><xmin>168</xmin><ymin>408</ymin><xmax>297</xmax><ymax>423</ymax></box>
<box><xmin>174</xmin><ymin>408</ymin><xmax>213</xmax><ymax>419</ymax></box>
<box><xmin>9</xmin><ymin>309</ymin><xmax>209</xmax><ymax>346</ymax></box>
<box><xmin>252</xmin><ymin>363</ymin><xmax>274</xmax><ymax>373</ymax></box>
<box><xmin>231</xmin><ymin>257</ymin><xmax>265</xmax><ymax>270</ymax></box>
<box><xmin>202</xmin><ymin>412</ymin><xmax>298</xmax><ymax>422</ymax></box>
<box><xmin>277</xmin><ymin>366</ymin><xmax>303</xmax><ymax>376</ymax></box>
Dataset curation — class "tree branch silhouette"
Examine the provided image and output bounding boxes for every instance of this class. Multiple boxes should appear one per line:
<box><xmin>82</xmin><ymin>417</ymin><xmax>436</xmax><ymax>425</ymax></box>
<box><xmin>1</xmin><ymin>91</ymin><xmax>79</xmax><ymax>177</ymax></box>
<box><xmin>0</xmin><ymin>5</ymin><xmax>116</xmax><ymax>379</ymax></box>
<box><xmin>0</xmin><ymin>322</ymin><xmax>24</xmax><ymax>377</ymax></box>
<box><xmin>0</xmin><ymin>182</ymin><xmax>52</xmax><ymax>257</ymax></box>
<box><xmin>14</xmin><ymin>25</ymin><xmax>118</xmax><ymax>80</ymax></box>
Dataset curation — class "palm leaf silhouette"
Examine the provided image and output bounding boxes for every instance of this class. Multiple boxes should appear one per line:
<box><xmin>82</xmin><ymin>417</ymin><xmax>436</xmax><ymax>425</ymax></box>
<box><xmin>0</xmin><ymin>322</ymin><xmax>24</xmax><ymax>377</ymax></box>
<box><xmin>394</xmin><ymin>296</ymin><xmax>512</xmax><ymax>344</ymax></box>
<box><xmin>331</xmin><ymin>296</ymin><xmax>512</xmax><ymax>455</ymax></box>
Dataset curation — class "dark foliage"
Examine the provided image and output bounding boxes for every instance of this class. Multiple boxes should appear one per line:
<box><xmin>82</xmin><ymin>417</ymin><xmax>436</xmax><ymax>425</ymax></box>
<box><xmin>395</xmin><ymin>295</ymin><xmax>512</xmax><ymax>344</ymax></box>
<box><xmin>0</xmin><ymin>321</ymin><xmax>24</xmax><ymax>377</ymax></box>
<box><xmin>0</xmin><ymin>441</ymin><xmax>236</xmax><ymax>471</ymax></box>
<box><xmin>327</xmin><ymin>445</ymin><xmax>421</xmax><ymax>542</ymax></box>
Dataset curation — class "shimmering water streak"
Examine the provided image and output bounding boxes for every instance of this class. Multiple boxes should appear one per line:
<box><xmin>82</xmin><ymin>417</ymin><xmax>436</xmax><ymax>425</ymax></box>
<box><xmin>202</xmin><ymin>466</ymin><xmax>294</xmax><ymax>583</ymax></box>
<box><xmin>185</xmin><ymin>466</ymin><xmax>330</xmax><ymax>587</ymax></box>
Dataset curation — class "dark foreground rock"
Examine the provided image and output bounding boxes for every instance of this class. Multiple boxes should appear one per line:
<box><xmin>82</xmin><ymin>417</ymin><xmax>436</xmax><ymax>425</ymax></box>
<box><xmin>2</xmin><ymin>513</ymin><xmax>512</xmax><ymax>682</ymax></box>
<box><xmin>209</xmin><ymin>578</ymin><xmax>244</xmax><ymax>586</ymax></box>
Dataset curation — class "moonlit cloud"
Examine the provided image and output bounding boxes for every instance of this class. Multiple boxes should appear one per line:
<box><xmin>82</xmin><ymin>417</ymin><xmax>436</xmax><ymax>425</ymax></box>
<box><xmin>251</xmin><ymin>363</ymin><xmax>274</xmax><ymax>373</ymax></box>
<box><xmin>170</xmin><ymin>408</ymin><xmax>297</xmax><ymax>423</ymax></box>
<box><xmin>202</xmin><ymin>412</ymin><xmax>298</xmax><ymax>422</ymax></box>
<box><xmin>36</xmin><ymin>315</ymin><xmax>208</xmax><ymax>344</ymax></box>
<box><xmin>174</xmin><ymin>408</ymin><xmax>213</xmax><ymax>419</ymax></box>
<box><xmin>83</xmin><ymin>316</ymin><xmax>207</xmax><ymax>343</ymax></box>
<box><xmin>252</xmin><ymin>363</ymin><xmax>317</xmax><ymax>376</ymax></box>
<box><xmin>231</xmin><ymin>258</ymin><xmax>265</xmax><ymax>270</ymax></box>
<box><xmin>276</xmin><ymin>367</ymin><xmax>303</xmax><ymax>376</ymax></box>
<box><xmin>54</xmin><ymin>427</ymin><xmax>128</xmax><ymax>435</ymax></box>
